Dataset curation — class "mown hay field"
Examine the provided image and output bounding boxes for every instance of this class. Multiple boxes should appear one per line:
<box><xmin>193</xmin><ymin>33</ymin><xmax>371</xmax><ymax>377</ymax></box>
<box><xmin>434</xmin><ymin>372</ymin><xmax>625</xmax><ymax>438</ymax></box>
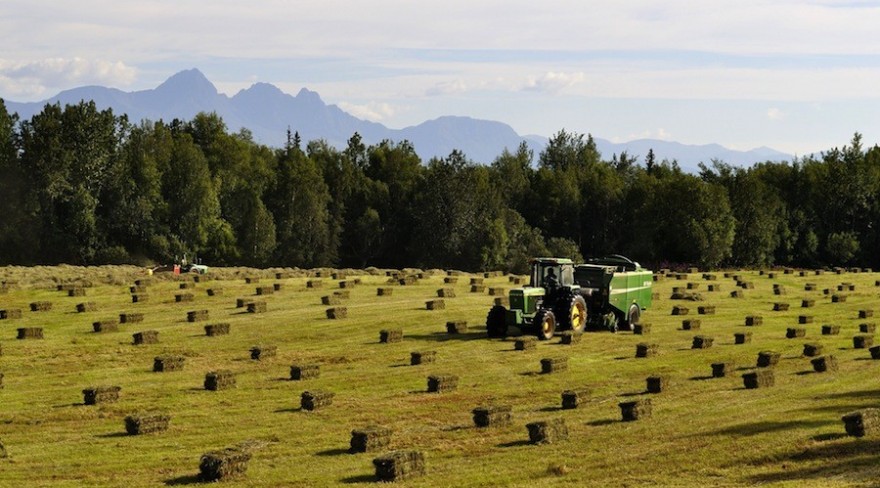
<box><xmin>1</xmin><ymin>266</ymin><xmax>879</xmax><ymax>486</ymax></box>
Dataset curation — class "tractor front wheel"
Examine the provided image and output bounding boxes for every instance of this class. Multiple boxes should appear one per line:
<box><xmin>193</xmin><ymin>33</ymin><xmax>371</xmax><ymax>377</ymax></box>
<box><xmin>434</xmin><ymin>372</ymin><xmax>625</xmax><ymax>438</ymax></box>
<box><xmin>486</xmin><ymin>305</ymin><xmax>508</xmax><ymax>338</ymax></box>
<box><xmin>533</xmin><ymin>309</ymin><xmax>557</xmax><ymax>340</ymax></box>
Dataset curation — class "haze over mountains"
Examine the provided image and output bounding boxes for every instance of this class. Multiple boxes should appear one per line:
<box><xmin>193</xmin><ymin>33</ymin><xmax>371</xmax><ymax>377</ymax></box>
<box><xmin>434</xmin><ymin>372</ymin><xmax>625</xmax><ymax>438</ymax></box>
<box><xmin>4</xmin><ymin>68</ymin><xmax>794</xmax><ymax>170</ymax></box>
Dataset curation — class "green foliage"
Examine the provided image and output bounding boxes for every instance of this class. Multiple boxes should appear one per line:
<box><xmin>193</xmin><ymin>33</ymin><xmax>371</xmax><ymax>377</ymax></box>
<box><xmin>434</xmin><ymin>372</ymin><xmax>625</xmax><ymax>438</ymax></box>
<box><xmin>826</xmin><ymin>231</ymin><xmax>860</xmax><ymax>265</ymax></box>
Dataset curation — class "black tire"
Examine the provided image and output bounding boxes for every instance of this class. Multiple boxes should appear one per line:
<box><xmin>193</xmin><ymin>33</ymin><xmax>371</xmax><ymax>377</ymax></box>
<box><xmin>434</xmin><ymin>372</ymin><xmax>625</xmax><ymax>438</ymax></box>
<box><xmin>486</xmin><ymin>305</ymin><xmax>508</xmax><ymax>338</ymax></box>
<box><xmin>555</xmin><ymin>294</ymin><xmax>587</xmax><ymax>333</ymax></box>
<box><xmin>533</xmin><ymin>309</ymin><xmax>556</xmax><ymax>340</ymax></box>
<box><xmin>624</xmin><ymin>303</ymin><xmax>641</xmax><ymax>331</ymax></box>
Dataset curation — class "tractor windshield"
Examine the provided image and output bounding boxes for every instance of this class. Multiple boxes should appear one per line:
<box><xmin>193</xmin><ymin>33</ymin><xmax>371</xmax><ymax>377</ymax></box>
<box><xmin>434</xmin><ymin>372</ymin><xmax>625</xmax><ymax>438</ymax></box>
<box><xmin>530</xmin><ymin>263</ymin><xmax>574</xmax><ymax>288</ymax></box>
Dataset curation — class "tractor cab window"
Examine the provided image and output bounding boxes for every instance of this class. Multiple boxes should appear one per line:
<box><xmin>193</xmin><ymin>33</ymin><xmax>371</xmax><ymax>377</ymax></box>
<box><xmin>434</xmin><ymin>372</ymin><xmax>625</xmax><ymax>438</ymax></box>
<box><xmin>539</xmin><ymin>265</ymin><xmax>561</xmax><ymax>289</ymax></box>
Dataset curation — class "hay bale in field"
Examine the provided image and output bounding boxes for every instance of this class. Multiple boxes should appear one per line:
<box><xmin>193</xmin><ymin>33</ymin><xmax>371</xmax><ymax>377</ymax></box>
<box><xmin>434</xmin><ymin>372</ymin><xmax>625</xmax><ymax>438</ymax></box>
<box><xmin>17</xmin><ymin>327</ymin><xmax>43</xmax><ymax>339</ymax></box>
<box><xmin>187</xmin><ymin>310</ymin><xmax>209</xmax><ymax>322</ymax></box>
<box><xmin>743</xmin><ymin>369</ymin><xmax>775</xmax><ymax>389</ymax></box>
<box><xmin>134</xmin><ymin>278</ymin><xmax>153</xmax><ymax>287</ymax></box>
<box><xmin>175</xmin><ymin>293</ymin><xmax>194</xmax><ymax>303</ymax></box>
<box><xmin>179</xmin><ymin>282</ymin><xmax>195</xmax><ymax>290</ymax></box>
<box><xmin>541</xmin><ymin>357</ymin><xmax>568</xmax><ymax>374</ymax></box>
<box><xmin>326</xmin><ymin>307</ymin><xmax>347</xmax><ymax>319</ymax></box>
<box><xmin>444</xmin><ymin>277</ymin><xmax>458</xmax><ymax>284</ymax></box>
<box><xmin>802</xmin><ymin>299</ymin><xmax>815</xmax><ymax>308</ymax></box>
<box><xmin>76</xmin><ymin>302</ymin><xmax>97</xmax><ymax>313</ymax></box>
<box><xmin>398</xmin><ymin>276</ymin><xmax>418</xmax><ymax>286</ymax></box>
<box><xmin>0</xmin><ymin>309</ymin><xmax>22</xmax><ymax>320</ymax></box>
<box><xmin>426</xmin><ymin>299</ymin><xmax>445</xmax><ymax>310</ymax></box>
<box><xmin>757</xmin><ymin>351</ymin><xmax>781</xmax><ymax>367</ymax></box>
<box><xmin>786</xmin><ymin>327</ymin><xmax>806</xmax><ymax>339</ymax></box>
<box><xmin>290</xmin><ymin>364</ymin><xmax>320</xmax><ymax>380</ymax></box>
<box><xmin>734</xmin><ymin>332</ymin><xmax>753</xmax><ymax>344</ymax></box>
<box><xmin>682</xmin><ymin>319</ymin><xmax>701</xmax><ymax>330</ymax></box>
<box><xmin>67</xmin><ymin>288</ymin><xmax>85</xmax><ymax>297</ymax></box>
<box><xmin>832</xmin><ymin>294</ymin><xmax>847</xmax><ymax>303</ymax></box>
<box><xmin>672</xmin><ymin>305</ymin><xmax>689</xmax><ymax>316</ymax></box>
<box><xmin>255</xmin><ymin>286</ymin><xmax>274</xmax><ymax>296</ymax></box>
<box><xmin>692</xmin><ymin>335</ymin><xmax>714</xmax><ymax>349</ymax></box>
<box><xmin>740</xmin><ymin>282</ymin><xmax>755</xmax><ymax>290</ymax></box>
<box><xmin>488</xmin><ymin>287</ymin><xmax>506</xmax><ymax>296</ymax></box>
<box><xmin>410</xmin><ymin>351</ymin><xmax>436</xmax><ymax>365</ymax></box>
<box><xmin>334</xmin><ymin>290</ymin><xmax>350</xmax><ymax>299</ymax></box>
<box><xmin>526</xmin><ymin>419</ymin><xmax>568</xmax><ymax>444</ymax></box>
<box><xmin>82</xmin><ymin>385</ymin><xmax>121</xmax><ymax>405</ymax></box>
<box><xmin>131</xmin><ymin>293</ymin><xmax>149</xmax><ymax>303</ymax></box>
<box><xmin>373</xmin><ymin>451</ymin><xmax>425</xmax><ymax>482</ymax></box>
<box><xmin>120</xmin><ymin>313</ymin><xmax>144</xmax><ymax>324</ymax></box>
<box><xmin>636</xmin><ymin>343</ymin><xmax>659</xmax><ymax>358</ymax></box>
<box><xmin>250</xmin><ymin>345</ymin><xmax>276</xmax><ymax>360</ymax></box>
<box><xmin>633</xmin><ymin>323</ymin><xmax>651</xmax><ymax>335</ymax></box>
<box><xmin>331</xmin><ymin>272</ymin><xmax>346</xmax><ymax>280</ymax></box>
<box><xmin>276</xmin><ymin>272</ymin><xmax>289</xmax><ymax>280</ymax></box>
<box><xmin>427</xmin><ymin>374</ymin><xmax>459</xmax><ymax>393</ymax></box>
<box><xmin>687</xmin><ymin>283</ymin><xmax>700</xmax><ymax>290</ymax></box>
<box><xmin>561</xmin><ymin>388</ymin><xmax>591</xmax><ymax>409</ymax></box>
<box><xmin>380</xmin><ymin>329</ymin><xmax>403</xmax><ymax>343</ymax></box>
<box><xmin>823</xmin><ymin>288</ymin><xmax>831</xmax><ymax>295</ymax></box>
<box><xmin>773</xmin><ymin>303</ymin><xmax>790</xmax><ymax>312</ymax></box>
<box><xmin>860</xmin><ymin>310</ymin><xmax>875</xmax><ymax>319</ymax></box>
<box><xmin>306</xmin><ymin>280</ymin><xmax>323</xmax><ymax>288</ymax></box>
<box><xmin>647</xmin><ymin>375</ymin><xmax>669</xmax><ymax>393</ymax></box>
<box><xmin>321</xmin><ymin>295</ymin><xmax>341</xmax><ymax>305</ymax></box>
<box><xmin>822</xmin><ymin>325</ymin><xmax>841</xmax><ymax>335</ymax></box>
<box><xmin>204</xmin><ymin>370</ymin><xmax>236</xmax><ymax>390</ymax></box>
<box><xmin>350</xmin><ymin>426</ymin><xmax>393</xmax><ymax>453</ymax></box>
<box><xmin>470</xmin><ymin>277</ymin><xmax>484</xmax><ymax>285</ymax></box>
<box><xmin>805</xmin><ymin>284</ymin><xmax>817</xmax><ymax>291</ymax></box>
<box><xmin>816</xmin><ymin>270</ymin><xmax>826</xmax><ymax>275</ymax></box>
<box><xmin>29</xmin><ymin>301</ymin><xmax>52</xmax><ymax>312</ymax></box>
<box><xmin>494</xmin><ymin>297</ymin><xmax>510</xmax><ymax>307</ymax></box>
<box><xmin>199</xmin><ymin>447</ymin><xmax>252</xmax><ymax>482</ymax></box>
<box><xmin>853</xmin><ymin>335</ymin><xmax>875</xmax><ymax>349</ymax></box>
<box><xmin>842</xmin><ymin>409</ymin><xmax>880</xmax><ymax>437</ymax></box>
<box><xmin>206</xmin><ymin>288</ymin><xmax>222</xmax><ymax>296</ymax></box>
<box><xmin>860</xmin><ymin>323</ymin><xmax>877</xmax><ymax>334</ymax></box>
<box><xmin>437</xmin><ymin>288</ymin><xmax>456</xmax><ymax>298</ymax></box>
<box><xmin>811</xmin><ymin>355</ymin><xmax>838</xmax><ymax>373</ymax></box>
<box><xmin>339</xmin><ymin>280</ymin><xmax>357</xmax><ymax>289</ymax></box>
<box><xmin>712</xmin><ymin>362</ymin><xmax>735</xmax><ymax>378</ymax></box>
<box><xmin>619</xmin><ymin>399</ymin><xmax>652</xmax><ymax>421</ymax></box>
<box><xmin>273</xmin><ymin>284</ymin><xmax>283</xmax><ymax>294</ymax></box>
<box><xmin>245</xmin><ymin>277</ymin><xmax>260</xmax><ymax>284</ymax></box>
<box><xmin>773</xmin><ymin>286</ymin><xmax>786</xmax><ymax>296</ymax></box>
<box><xmin>446</xmin><ymin>321</ymin><xmax>468</xmax><ymax>334</ymax></box>
<box><xmin>745</xmin><ymin>315</ymin><xmax>763</xmax><ymax>326</ymax></box>
<box><xmin>698</xmin><ymin>305</ymin><xmax>716</xmax><ymax>315</ymax></box>
<box><xmin>870</xmin><ymin>346</ymin><xmax>880</xmax><ymax>360</ymax></box>
<box><xmin>133</xmin><ymin>330</ymin><xmax>159</xmax><ymax>345</ymax></box>
<box><xmin>707</xmin><ymin>284</ymin><xmax>721</xmax><ymax>292</ymax></box>
<box><xmin>153</xmin><ymin>355</ymin><xmax>185</xmax><ymax>372</ymax></box>
<box><xmin>205</xmin><ymin>323</ymin><xmax>230</xmax><ymax>336</ymax></box>
<box><xmin>803</xmin><ymin>343</ymin><xmax>824</xmax><ymax>357</ymax></box>
<box><xmin>676</xmin><ymin>273</ymin><xmax>689</xmax><ymax>280</ymax></box>
<box><xmin>301</xmin><ymin>390</ymin><xmax>334</xmax><ymax>410</ymax></box>
<box><xmin>247</xmin><ymin>301</ymin><xmax>267</xmax><ymax>314</ymax></box>
<box><xmin>376</xmin><ymin>287</ymin><xmax>393</xmax><ymax>297</ymax></box>
<box><xmin>470</xmin><ymin>285</ymin><xmax>486</xmax><ymax>293</ymax></box>
<box><xmin>472</xmin><ymin>405</ymin><xmax>512</xmax><ymax>428</ymax></box>
<box><xmin>799</xmin><ymin>315</ymin><xmax>814</xmax><ymax>324</ymax></box>
<box><xmin>766</xmin><ymin>273</ymin><xmax>776</xmax><ymax>279</ymax></box>
<box><xmin>124</xmin><ymin>413</ymin><xmax>170</xmax><ymax>435</ymax></box>
<box><xmin>730</xmin><ymin>290</ymin><xmax>745</xmax><ymax>298</ymax></box>
<box><xmin>515</xmin><ymin>337</ymin><xmax>537</xmax><ymax>351</ymax></box>
<box><xmin>703</xmin><ymin>273</ymin><xmax>717</xmax><ymax>281</ymax></box>
<box><xmin>560</xmin><ymin>331</ymin><xmax>582</xmax><ymax>344</ymax></box>
<box><xmin>93</xmin><ymin>320</ymin><xmax>119</xmax><ymax>333</ymax></box>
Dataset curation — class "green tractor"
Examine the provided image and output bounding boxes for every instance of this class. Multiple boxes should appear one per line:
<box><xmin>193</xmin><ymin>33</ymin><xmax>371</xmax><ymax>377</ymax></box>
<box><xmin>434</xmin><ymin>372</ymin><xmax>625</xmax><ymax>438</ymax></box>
<box><xmin>486</xmin><ymin>255</ymin><xmax>652</xmax><ymax>339</ymax></box>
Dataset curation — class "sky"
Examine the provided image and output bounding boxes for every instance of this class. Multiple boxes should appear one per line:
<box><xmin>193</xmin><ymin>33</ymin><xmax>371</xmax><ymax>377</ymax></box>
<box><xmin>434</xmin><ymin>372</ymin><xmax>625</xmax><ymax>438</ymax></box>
<box><xmin>2</xmin><ymin>0</ymin><xmax>880</xmax><ymax>155</ymax></box>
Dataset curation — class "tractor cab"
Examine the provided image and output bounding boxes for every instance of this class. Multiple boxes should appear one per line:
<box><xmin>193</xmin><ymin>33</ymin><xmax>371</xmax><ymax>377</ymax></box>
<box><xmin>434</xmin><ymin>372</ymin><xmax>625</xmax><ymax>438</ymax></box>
<box><xmin>529</xmin><ymin>257</ymin><xmax>575</xmax><ymax>291</ymax></box>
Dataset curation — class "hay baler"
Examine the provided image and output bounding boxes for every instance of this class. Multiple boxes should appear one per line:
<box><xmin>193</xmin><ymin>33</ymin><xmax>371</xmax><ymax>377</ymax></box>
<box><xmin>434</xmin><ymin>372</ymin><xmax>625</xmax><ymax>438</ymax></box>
<box><xmin>574</xmin><ymin>255</ymin><xmax>652</xmax><ymax>331</ymax></box>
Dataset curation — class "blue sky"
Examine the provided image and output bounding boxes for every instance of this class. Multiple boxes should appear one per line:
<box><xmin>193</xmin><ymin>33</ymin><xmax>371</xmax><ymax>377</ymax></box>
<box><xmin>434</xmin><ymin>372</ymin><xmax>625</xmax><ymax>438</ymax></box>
<box><xmin>2</xmin><ymin>0</ymin><xmax>880</xmax><ymax>154</ymax></box>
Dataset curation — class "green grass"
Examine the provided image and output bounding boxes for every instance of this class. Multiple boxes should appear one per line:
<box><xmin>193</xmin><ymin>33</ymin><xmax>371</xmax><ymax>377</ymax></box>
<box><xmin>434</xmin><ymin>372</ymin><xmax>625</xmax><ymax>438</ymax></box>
<box><xmin>1</xmin><ymin>267</ymin><xmax>880</xmax><ymax>486</ymax></box>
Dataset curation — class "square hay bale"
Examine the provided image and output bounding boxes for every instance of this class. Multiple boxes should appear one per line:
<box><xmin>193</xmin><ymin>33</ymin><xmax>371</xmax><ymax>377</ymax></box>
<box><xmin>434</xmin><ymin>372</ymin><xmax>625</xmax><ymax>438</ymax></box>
<box><xmin>757</xmin><ymin>351</ymin><xmax>781</xmax><ymax>367</ymax></box>
<box><xmin>692</xmin><ymin>335</ymin><xmax>714</xmax><ymax>349</ymax></box>
<box><xmin>561</xmin><ymin>388</ymin><xmax>591</xmax><ymax>409</ymax></box>
<box><xmin>410</xmin><ymin>351</ymin><xmax>436</xmax><ymax>365</ymax></box>
<box><xmin>832</xmin><ymin>294</ymin><xmax>847</xmax><ymax>303</ymax></box>
<box><xmin>698</xmin><ymin>305</ymin><xmax>716</xmax><ymax>315</ymax></box>
<box><xmin>633</xmin><ymin>323</ymin><xmax>651</xmax><ymax>335</ymax></box>
<box><xmin>427</xmin><ymin>374</ymin><xmax>459</xmax><ymax>393</ymax></box>
<box><xmin>682</xmin><ymin>319</ymin><xmax>701</xmax><ymax>331</ymax></box>
<box><xmin>17</xmin><ymin>327</ymin><xmax>43</xmax><ymax>339</ymax></box>
<box><xmin>290</xmin><ymin>364</ymin><xmax>320</xmax><ymax>381</ymax></box>
<box><xmin>245</xmin><ymin>277</ymin><xmax>260</xmax><ymax>284</ymax></box>
<box><xmin>619</xmin><ymin>399</ymin><xmax>653</xmax><ymax>421</ymax></box>
<box><xmin>472</xmin><ymin>405</ymin><xmax>512</xmax><ymax>427</ymax></box>
<box><xmin>199</xmin><ymin>447</ymin><xmax>251</xmax><ymax>482</ymax></box>
<box><xmin>124</xmin><ymin>412</ymin><xmax>170</xmax><ymax>435</ymax></box>
<box><xmin>179</xmin><ymin>282</ymin><xmax>195</xmax><ymax>289</ymax></box>
<box><xmin>676</xmin><ymin>273</ymin><xmax>689</xmax><ymax>280</ymax></box>
<box><xmin>822</xmin><ymin>325</ymin><xmax>841</xmax><ymax>335</ymax></box>
<box><xmin>798</xmin><ymin>315</ymin><xmax>814</xmax><ymax>324</ymax></box>
<box><xmin>861</xmin><ymin>323</ymin><xmax>877</xmax><ymax>334</ymax></box>
<box><xmin>187</xmin><ymin>310</ymin><xmax>209</xmax><ymax>322</ymax></box>
<box><xmin>120</xmin><ymin>313</ymin><xmax>144</xmax><ymax>324</ymax></box>
<box><xmin>704</xmin><ymin>273</ymin><xmax>718</xmax><ymax>281</ymax></box>
<box><xmin>326</xmin><ymin>307</ymin><xmax>347</xmax><ymax>319</ymax></box>
<box><xmin>68</xmin><ymin>288</ymin><xmax>86</xmax><ymax>297</ymax></box>
<box><xmin>443</xmin><ymin>277</ymin><xmax>458</xmax><ymax>284</ymax></box>
<box><xmin>236</xmin><ymin>298</ymin><xmax>253</xmax><ymax>308</ymax></box>
<box><xmin>350</xmin><ymin>426</ymin><xmax>393</xmax><ymax>453</ymax></box>
<box><xmin>204</xmin><ymin>370</ymin><xmax>236</xmax><ymax>390</ymax></box>
<box><xmin>470</xmin><ymin>284</ymin><xmax>486</xmax><ymax>293</ymax></box>
<box><xmin>860</xmin><ymin>310</ymin><xmax>875</xmax><ymax>319</ymax></box>
<box><xmin>870</xmin><ymin>345</ymin><xmax>880</xmax><ymax>360</ymax></box>
<box><xmin>786</xmin><ymin>327</ymin><xmax>806</xmax><ymax>339</ymax></box>
<box><xmin>373</xmin><ymin>451</ymin><xmax>426</xmax><ymax>482</ymax></box>
<box><xmin>93</xmin><ymin>320</ymin><xmax>119</xmax><ymax>333</ymax></box>
<box><xmin>131</xmin><ymin>293</ymin><xmax>150</xmax><ymax>303</ymax></box>
<box><xmin>446</xmin><ymin>321</ymin><xmax>468</xmax><ymax>334</ymax></box>
<box><xmin>842</xmin><ymin>409</ymin><xmax>880</xmax><ymax>437</ymax></box>
<box><xmin>672</xmin><ymin>306</ymin><xmax>689</xmax><ymax>316</ymax></box>
<box><xmin>339</xmin><ymin>280</ymin><xmax>356</xmax><ymax>289</ymax></box>
<box><xmin>334</xmin><ymin>290</ymin><xmax>350</xmax><ymax>299</ymax></box>
<box><xmin>740</xmin><ymin>282</ymin><xmax>755</xmax><ymax>290</ymax></box>
<box><xmin>175</xmin><ymin>293</ymin><xmax>194</xmax><ymax>303</ymax></box>
<box><xmin>541</xmin><ymin>357</ymin><xmax>568</xmax><ymax>374</ymax></box>
<box><xmin>82</xmin><ymin>385</ymin><xmax>121</xmax><ymax>405</ymax></box>
<box><xmin>426</xmin><ymin>299</ymin><xmax>445</xmax><ymax>310</ymax></box>
<box><xmin>526</xmin><ymin>418</ymin><xmax>568</xmax><ymax>444</ymax></box>
<box><xmin>134</xmin><ymin>278</ymin><xmax>153</xmax><ymax>287</ymax></box>
<box><xmin>745</xmin><ymin>315</ymin><xmax>763</xmax><ymax>326</ymax></box>
<box><xmin>205</xmin><ymin>323</ymin><xmax>231</xmax><ymax>336</ymax></box>
<box><xmin>773</xmin><ymin>303</ymin><xmax>790</xmax><ymax>312</ymax></box>
<box><xmin>816</xmin><ymin>270</ymin><xmax>826</xmax><ymax>275</ymax></box>
<box><xmin>494</xmin><ymin>297</ymin><xmax>509</xmax><ymax>307</ymax></box>
<box><xmin>29</xmin><ymin>301</ymin><xmax>52</xmax><ymax>312</ymax></box>
<box><xmin>636</xmin><ymin>343</ymin><xmax>659</xmax><ymax>358</ymax></box>
<box><xmin>811</xmin><ymin>355</ymin><xmax>838</xmax><ymax>373</ymax></box>
<box><xmin>380</xmin><ymin>329</ymin><xmax>403</xmax><ymax>343</ymax></box>
<box><xmin>766</xmin><ymin>273</ymin><xmax>776</xmax><ymax>279</ymax></box>
<box><xmin>275</xmin><ymin>272</ymin><xmax>288</xmax><ymax>280</ymax></box>
<box><xmin>301</xmin><ymin>390</ymin><xmax>335</xmax><ymax>410</ymax></box>
<box><xmin>515</xmin><ymin>337</ymin><xmax>537</xmax><ymax>351</ymax></box>
<box><xmin>488</xmin><ymin>287</ymin><xmax>506</xmax><ymax>296</ymax></box>
<box><xmin>0</xmin><ymin>309</ymin><xmax>22</xmax><ymax>320</ymax></box>
<box><xmin>133</xmin><ymin>330</ymin><xmax>159</xmax><ymax>345</ymax></box>
<box><xmin>687</xmin><ymin>282</ymin><xmax>700</xmax><ymax>290</ymax></box>
<box><xmin>206</xmin><ymin>288</ymin><xmax>222</xmax><ymax>296</ymax></box>
<box><xmin>803</xmin><ymin>343</ymin><xmax>824</xmax><ymax>357</ymax></box>
<box><xmin>712</xmin><ymin>362</ymin><xmax>735</xmax><ymax>378</ymax></box>
<box><xmin>730</xmin><ymin>290</ymin><xmax>744</xmax><ymax>298</ymax></box>
<box><xmin>376</xmin><ymin>287</ymin><xmax>393</xmax><ymax>297</ymax></box>
<box><xmin>805</xmin><ymin>284</ymin><xmax>817</xmax><ymax>291</ymax></box>
<box><xmin>823</xmin><ymin>289</ymin><xmax>831</xmax><ymax>295</ymax></box>
<box><xmin>321</xmin><ymin>295</ymin><xmax>341</xmax><ymax>305</ymax></box>
<box><xmin>802</xmin><ymin>299</ymin><xmax>815</xmax><ymax>308</ymax></box>
<box><xmin>437</xmin><ymin>288</ymin><xmax>456</xmax><ymax>298</ymax></box>
<box><xmin>707</xmin><ymin>284</ymin><xmax>721</xmax><ymax>292</ymax></box>
<box><xmin>255</xmin><ymin>286</ymin><xmax>274</xmax><ymax>296</ymax></box>
<box><xmin>560</xmin><ymin>331</ymin><xmax>582</xmax><ymax>344</ymax></box>
<box><xmin>398</xmin><ymin>276</ymin><xmax>417</xmax><ymax>286</ymax></box>
<box><xmin>250</xmin><ymin>345</ymin><xmax>276</xmax><ymax>360</ymax></box>
<box><xmin>470</xmin><ymin>277</ymin><xmax>484</xmax><ymax>285</ymax></box>
<box><xmin>331</xmin><ymin>272</ymin><xmax>346</xmax><ymax>280</ymax></box>
<box><xmin>306</xmin><ymin>280</ymin><xmax>323</xmax><ymax>288</ymax></box>
<box><xmin>773</xmin><ymin>286</ymin><xmax>786</xmax><ymax>296</ymax></box>
<box><xmin>153</xmin><ymin>355</ymin><xmax>185</xmax><ymax>372</ymax></box>
<box><xmin>647</xmin><ymin>375</ymin><xmax>669</xmax><ymax>393</ymax></box>
<box><xmin>853</xmin><ymin>335</ymin><xmax>874</xmax><ymax>349</ymax></box>
<box><xmin>743</xmin><ymin>369</ymin><xmax>775</xmax><ymax>389</ymax></box>
<box><xmin>247</xmin><ymin>301</ymin><xmax>267</xmax><ymax>313</ymax></box>
<box><xmin>76</xmin><ymin>302</ymin><xmax>97</xmax><ymax>313</ymax></box>
<box><xmin>734</xmin><ymin>332</ymin><xmax>753</xmax><ymax>344</ymax></box>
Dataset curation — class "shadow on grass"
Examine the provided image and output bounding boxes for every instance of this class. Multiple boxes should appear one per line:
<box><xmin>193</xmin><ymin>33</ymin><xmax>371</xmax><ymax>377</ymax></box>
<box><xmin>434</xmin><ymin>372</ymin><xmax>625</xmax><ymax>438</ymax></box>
<box><xmin>405</xmin><ymin>332</ymin><xmax>487</xmax><ymax>343</ymax></box>
<box><xmin>707</xmin><ymin>419</ymin><xmax>833</xmax><ymax>437</ymax></box>
<box><xmin>340</xmin><ymin>474</ymin><xmax>376</xmax><ymax>484</ymax></box>
<box><xmin>812</xmin><ymin>432</ymin><xmax>847</xmax><ymax>442</ymax></box>
<box><xmin>619</xmin><ymin>391</ymin><xmax>646</xmax><ymax>397</ymax></box>
<box><xmin>274</xmin><ymin>407</ymin><xmax>303</xmax><ymax>413</ymax></box>
<box><xmin>689</xmin><ymin>375</ymin><xmax>716</xmax><ymax>381</ymax></box>
<box><xmin>164</xmin><ymin>474</ymin><xmax>202</xmax><ymax>485</ymax></box>
<box><xmin>743</xmin><ymin>438</ymin><xmax>880</xmax><ymax>485</ymax></box>
<box><xmin>95</xmin><ymin>432</ymin><xmax>128</xmax><ymax>439</ymax></box>
<box><xmin>586</xmin><ymin>419</ymin><xmax>616</xmax><ymax>427</ymax></box>
<box><xmin>538</xmin><ymin>406</ymin><xmax>563</xmax><ymax>413</ymax></box>
<box><xmin>817</xmin><ymin>389</ymin><xmax>880</xmax><ymax>400</ymax></box>
<box><xmin>497</xmin><ymin>439</ymin><xmax>531</xmax><ymax>448</ymax></box>
<box><xmin>315</xmin><ymin>448</ymin><xmax>350</xmax><ymax>457</ymax></box>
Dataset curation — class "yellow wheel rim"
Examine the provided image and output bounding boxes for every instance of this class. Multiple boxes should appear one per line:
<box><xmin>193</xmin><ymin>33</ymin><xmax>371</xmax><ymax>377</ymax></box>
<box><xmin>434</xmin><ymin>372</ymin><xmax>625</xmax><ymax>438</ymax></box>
<box><xmin>542</xmin><ymin>317</ymin><xmax>553</xmax><ymax>335</ymax></box>
<box><xmin>570</xmin><ymin>303</ymin><xmax>585</xmax><ymax>329</ymax></box>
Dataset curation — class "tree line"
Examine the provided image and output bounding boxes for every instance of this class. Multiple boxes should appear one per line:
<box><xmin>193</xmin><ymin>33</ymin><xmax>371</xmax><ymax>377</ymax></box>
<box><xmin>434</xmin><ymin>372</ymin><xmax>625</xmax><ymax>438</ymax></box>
<box><xmin>0</xmin><ymin>99</ymin><xmax>878</xmax><ymax>272</ymax></box>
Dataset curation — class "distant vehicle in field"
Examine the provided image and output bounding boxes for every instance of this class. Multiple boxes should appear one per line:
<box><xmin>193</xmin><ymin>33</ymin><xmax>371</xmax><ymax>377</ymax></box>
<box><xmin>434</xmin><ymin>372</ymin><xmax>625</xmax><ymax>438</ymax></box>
<box><xmin>486</xmin><ymin>255</ymin><xmax>652</xmax><ymax>339</ymax></box>
<box><xmin>151</xmin><ymin>254</ymin><xmax>208</xmax><ymax>275</ymax></box>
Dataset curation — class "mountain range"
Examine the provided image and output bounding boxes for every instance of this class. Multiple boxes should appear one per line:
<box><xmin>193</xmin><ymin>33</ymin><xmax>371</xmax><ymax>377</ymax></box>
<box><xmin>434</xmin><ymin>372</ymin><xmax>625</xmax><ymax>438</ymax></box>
<box><xmin>4</xmin><ymin>68</ymin><xmax>794</xmax><ymax>171</ymax></box>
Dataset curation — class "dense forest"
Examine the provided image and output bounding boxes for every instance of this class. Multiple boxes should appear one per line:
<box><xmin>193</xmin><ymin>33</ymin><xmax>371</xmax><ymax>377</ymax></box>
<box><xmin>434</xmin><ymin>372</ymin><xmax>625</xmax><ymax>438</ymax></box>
<box><xmin>0</xmin><ymin>99</ymin><xmax>878</xmax><ymax>272</ymax></box>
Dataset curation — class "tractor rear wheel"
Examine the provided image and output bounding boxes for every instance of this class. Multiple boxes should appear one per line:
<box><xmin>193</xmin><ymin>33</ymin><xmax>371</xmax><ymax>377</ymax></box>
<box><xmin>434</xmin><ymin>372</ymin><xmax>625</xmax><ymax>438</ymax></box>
<box><xmin>555</xmin><ymin>294</ymin><xmax>587</xmax><ymax>333</ymax></box>
<box><xmin>624</xmin><ymin>304</ymin><xmax>641</xmax><ymax>331</ymax></box>
<box><xmin>486</xmin><ymin>305</ymin><xmax>508</xmax><ymax>338</ymax></box>
<box><xmin>533</xmin><ymin>309</ymin><xmax>556</xmax><ymax>340</ymax></box>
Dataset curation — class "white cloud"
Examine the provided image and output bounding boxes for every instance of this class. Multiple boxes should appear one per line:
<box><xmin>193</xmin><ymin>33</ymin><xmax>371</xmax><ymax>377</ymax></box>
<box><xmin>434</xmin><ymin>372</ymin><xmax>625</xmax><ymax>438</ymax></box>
<box><xmin>767</xmin><ymin>107</ymin><xmax>784</xmax><ymax>120</ymax></box>
<box><xmin>522</xmin><ymin>72</ymin><xmax>585</xmax><ymax>94</ymax></box>
<box><xmin>425</xmin><ymin>80</ymin><xmax>468</xmax><ymax>97</ymax></box>
<box><xmin>336</xmin><ymin>101</ymin><xmax>397</xmax><ymax>122</ymax></box>
<box><xmin>0</xmin><ymin>57</ymin><xmax>136</xmax><ymax>98</ymax></box>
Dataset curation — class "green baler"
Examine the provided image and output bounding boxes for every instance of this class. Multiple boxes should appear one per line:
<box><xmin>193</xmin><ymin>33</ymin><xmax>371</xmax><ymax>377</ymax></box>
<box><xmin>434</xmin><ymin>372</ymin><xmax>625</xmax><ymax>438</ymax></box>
<box><xmin>574</xmin><ymin>255</ymin><xmax>653</xmax><ymax>331</ymax></box>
